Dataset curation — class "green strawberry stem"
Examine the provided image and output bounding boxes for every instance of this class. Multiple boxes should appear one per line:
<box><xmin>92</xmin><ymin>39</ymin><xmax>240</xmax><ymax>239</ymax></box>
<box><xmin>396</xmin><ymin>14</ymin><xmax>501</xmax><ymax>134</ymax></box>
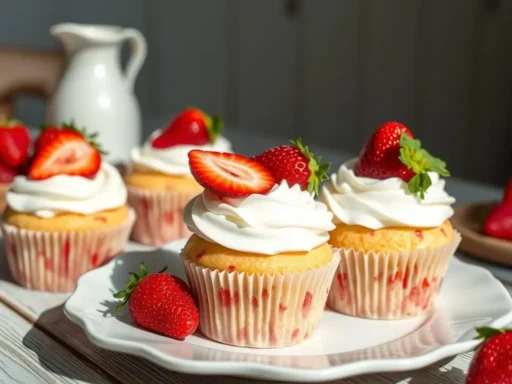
<box><xmin>473</xmin><ymin>327</ymin><xmax>511</xmax><ymax>350</ymax></box>
<box><xmin>291</xmin><ymin>137</ymin><xmax>331</xmax><ymax>196</ymax></box>
<box><xmin>113</xmin><ymin>263</ymin><xmax>167</xmax><ymax>312</ymax></box>
<box><xmin>58</xmin><ymin>120</ymin><xmax>109</xmax><ymax>155</ymax></box>
<box><xmin>206</xmin><ymin>115</ymin><xmax>224</xmax><ymax>143</ymax></box>
<box><xmin>398</xmin><ymin>133</ymin><xmax>450</xmax><ymax>199</ymax></box>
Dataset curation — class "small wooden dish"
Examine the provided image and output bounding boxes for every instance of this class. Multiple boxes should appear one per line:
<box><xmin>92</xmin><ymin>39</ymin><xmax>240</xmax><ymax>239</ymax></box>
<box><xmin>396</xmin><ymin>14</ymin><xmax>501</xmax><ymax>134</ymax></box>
<box><xmin>452</xmin><ymin>202</ymin><xmax>512</xmax><ymax>266</ymax></box>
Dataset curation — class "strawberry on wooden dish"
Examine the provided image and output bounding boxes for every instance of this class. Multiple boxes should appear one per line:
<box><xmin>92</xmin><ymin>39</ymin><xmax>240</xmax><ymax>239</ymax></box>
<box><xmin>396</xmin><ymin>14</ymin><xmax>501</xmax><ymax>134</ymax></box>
<box><xmin>0</xmin><ymin>119</ymin><xmax>31</xmax><ymax>212</ymax></box>
<box><xmin>180</xmin><ymin>144</ymin><xmax>339</xmax><ymax>348</ymax></box>
<box><xmin>319</xmin><ymin>121</ymin><xmax>461</xmax><ymax>319</ymax></box>
<box><xmin>0</xmin><ymin>122</ymin><xmax>135</xmax><ymax>292</ymax></box>
<box><xmin>125</xmin><ymin>107</ymin><xmax>233</xmax><ymax>246</ymax></box>
<box><xmin>482</xmin><ymin>178</ymin><xmax>512</xmax><ymax>241</ymax></box>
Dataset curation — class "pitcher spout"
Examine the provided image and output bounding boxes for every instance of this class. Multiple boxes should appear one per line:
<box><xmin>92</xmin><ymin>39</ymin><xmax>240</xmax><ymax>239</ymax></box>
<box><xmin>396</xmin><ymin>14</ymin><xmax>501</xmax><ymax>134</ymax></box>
<box><xmin>50</xmin><ymin>23</ymin><xmax>124</xmax><ymax>54</ymax></box>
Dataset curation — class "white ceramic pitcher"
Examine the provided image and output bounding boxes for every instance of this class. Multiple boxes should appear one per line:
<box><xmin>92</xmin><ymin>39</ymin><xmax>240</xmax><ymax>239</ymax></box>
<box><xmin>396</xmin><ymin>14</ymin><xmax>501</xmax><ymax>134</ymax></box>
<box><xmin>48</xmin><ymin>23</ymin><xmax>147</xmax><ymax>163</ymax></box>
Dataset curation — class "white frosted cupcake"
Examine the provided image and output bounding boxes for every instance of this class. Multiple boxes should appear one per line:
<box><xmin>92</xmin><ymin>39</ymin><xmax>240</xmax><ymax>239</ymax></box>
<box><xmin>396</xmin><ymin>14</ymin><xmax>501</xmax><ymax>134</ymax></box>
<box><xmin>1</xmin><ymin>126</ymin><xmax>134</xmax><ymax>291</ymax></box>
<box><xmin>181</xmin><ymin>146</ymin><xmax>339</xmax><ymax>348</ymax></box>
<box><xmin>125</xmin><ymin>107</ymin><xmax>233</xmax><ymax>246</ymax></box>
<box><xmin>320</xmin><ymin>122</ymin><xmax>461</xmax><ymax>319</ymax></box>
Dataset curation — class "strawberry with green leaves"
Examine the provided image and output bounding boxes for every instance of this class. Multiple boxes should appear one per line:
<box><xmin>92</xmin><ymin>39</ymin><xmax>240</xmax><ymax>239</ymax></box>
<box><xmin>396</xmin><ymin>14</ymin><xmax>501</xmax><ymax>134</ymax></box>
<box><xmin>355</xmin><ymin>121</ymin><xmax>450</xmax><ymax>199</ymax></box>
<box><xmin>29</xmin><ymin>122</ymin><xmax>107</xmax><ymax>180</ymax></box>
<box><xmin>466</xmin><ymin>327</ymin><xmax>512</xmax><ymax>384</ymax></box>
<box><xmin>252</xmin><ymin>138</ymin><xmax>330</xmax><ymax>195</ymax></box>
<box><xmin>151</xmin><ymin>107</ymin><xmax>224</xmax><ymax>149</ymax></box>
<box><xmin>114</xmin><ymin>263</ymin><xmax>199</xmax><ymax>339</ymax></box>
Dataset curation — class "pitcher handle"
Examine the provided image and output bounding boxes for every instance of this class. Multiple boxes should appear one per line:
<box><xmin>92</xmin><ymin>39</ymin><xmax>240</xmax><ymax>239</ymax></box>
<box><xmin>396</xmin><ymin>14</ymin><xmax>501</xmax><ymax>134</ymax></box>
<box><xmin>121</xmin><ymin>28</ymin><xmax>147</xmax><ymax>91</ymax></box>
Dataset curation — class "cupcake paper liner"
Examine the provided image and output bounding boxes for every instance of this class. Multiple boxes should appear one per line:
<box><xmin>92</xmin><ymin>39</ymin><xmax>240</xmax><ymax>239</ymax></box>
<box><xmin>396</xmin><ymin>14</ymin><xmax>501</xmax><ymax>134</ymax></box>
<box><xmin>128</xmin><ymin>186</ymin><xmax>198</xmax><ymax>246</ymax></box>
<box><xmin>182</xmin><ymin>251</ymin><xmax>341</xmax><ymax>349</ymax></box>
<box><xmin>1</xmin><ymin>209</ymin><xmax>135</xmax><ymax>292</ymax></box>
<box><xmin>327</xmin><ymin>231</ymin><xmax>461</xmax><ymax>319</ymax></box>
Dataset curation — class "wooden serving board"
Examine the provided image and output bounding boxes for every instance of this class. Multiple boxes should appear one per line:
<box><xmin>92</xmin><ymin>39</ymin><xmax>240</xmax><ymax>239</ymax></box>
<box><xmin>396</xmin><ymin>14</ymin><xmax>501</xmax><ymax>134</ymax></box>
<box><xmin>452</xmin><ymin>202</ymin><xmax>512</xmax><ymax>267</ymax></box>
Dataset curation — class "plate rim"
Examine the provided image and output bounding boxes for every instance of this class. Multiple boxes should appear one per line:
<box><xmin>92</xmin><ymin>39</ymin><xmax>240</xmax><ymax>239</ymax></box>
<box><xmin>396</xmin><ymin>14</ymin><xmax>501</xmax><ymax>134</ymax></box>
<box><xmin>64</xmin><ymin>242</ymin><xmax>512</xmax><ymax>382</ymax></box>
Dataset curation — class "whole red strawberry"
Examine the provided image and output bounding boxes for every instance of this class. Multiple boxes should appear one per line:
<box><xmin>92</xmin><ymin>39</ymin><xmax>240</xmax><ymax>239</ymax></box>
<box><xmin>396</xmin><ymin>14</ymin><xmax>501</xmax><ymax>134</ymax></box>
<box><xmin>355</xmin><ymin>121</ymin><xmax>450</xmax><ymax>199</ymax></box>
<box><xmin>189</xmin><ymin>150</ymin><xmax>275</xmax><ymax>197</ymax></box>
<box><xmin>151</xmin><ymin>107</ymin><xmax>223</xmax><ymax>149</ymax></box>
<box><xmin>483</xmin><ymin>178</ymin><xmax>512</xmax><ymax>241</ymax></box>
<box><xmin>114</xmin><ymin>263</ymin><xmax>199</xmax><ymax>339</ymax></box>
<box><xmin>466</xmin><ymin>327</ymin><xmax>512</xmax><ymax>384</ymax></box>
<box><xmin>0</xmin><ymin>161</ymin><xmax>18</xmax><ymax>183</ymax></box>
<box><xmin>0</xmin><ymin>119</ymin><xmax>30</xmax><ymax>168</ymax></box>
<box><xmin>252</xmin><ymin>138</ymin><xmax>330</xmax><ymax>195</ymax></box>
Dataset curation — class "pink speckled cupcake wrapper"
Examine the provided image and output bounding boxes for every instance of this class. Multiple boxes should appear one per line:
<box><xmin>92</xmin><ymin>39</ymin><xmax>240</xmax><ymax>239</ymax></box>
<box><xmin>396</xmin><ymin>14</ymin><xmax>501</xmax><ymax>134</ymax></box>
<box><xmin>1</xmin><ymin>209</ymin><xmax>135</xmax><ymax>292</ymax></box>
<box><xmin>327</xmin><ymin>231</ymin><xmax>461</xmax><ymax>319</ymax></box>
<box><xmin>182</xmin><ymin>251</ymin><xmax>340</xmax><ymax>349</ymax></box>
<box><xmin>128</xmin><ymin>186</ymin><xmax>199</xmax><ymax>246</ymax></box>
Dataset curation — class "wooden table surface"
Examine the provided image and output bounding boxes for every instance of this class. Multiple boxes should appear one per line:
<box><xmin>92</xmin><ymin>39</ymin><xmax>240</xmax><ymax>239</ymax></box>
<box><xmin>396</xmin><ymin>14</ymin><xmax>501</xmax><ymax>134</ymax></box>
<box><xmin>0</xmin><ymin>128</ymin><xmax>510</xmax><ymax>384</ymax></box>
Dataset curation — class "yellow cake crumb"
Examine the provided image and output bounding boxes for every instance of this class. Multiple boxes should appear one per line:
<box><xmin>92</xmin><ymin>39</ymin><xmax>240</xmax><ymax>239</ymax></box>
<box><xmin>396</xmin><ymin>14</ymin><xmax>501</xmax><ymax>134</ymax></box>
<box><xmin>184</xmin><ymin>234</ymin><xmax>333</xmax><ymax>274</ymax></box>
<box><xmin>329</xmin><ymin>220</ymin><xmax>454</xmax><ymax>252</ymax></box>
<box><xmin>2</xmin><ymin>205</ymin><xmax>130</xmax><ymax>232</ymax></box>
<box><xmin>125</xmin><ymin>168</ymin><xmax>203</xmax><ymax>193</ymax></box>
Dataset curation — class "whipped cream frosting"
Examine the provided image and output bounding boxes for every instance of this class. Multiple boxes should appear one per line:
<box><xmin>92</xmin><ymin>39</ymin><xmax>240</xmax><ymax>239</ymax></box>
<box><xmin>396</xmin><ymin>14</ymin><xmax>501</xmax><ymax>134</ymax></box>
<box><xmin>131</xmin><ymin>130</ymin><xmax>232</xmax><ymax>176</ymax></box>
<box><xmin>320</xmin><ymin>159</ymin><xmax>455</xmax><ymax>230</ymax></box>
<box><xmin>7</xmin><ymin>162</ymin><xmax>127</xmax><ymax>218</ymax></box>
<box><xmin>184</xmin><ymin>181</ymin><xmax>335</xmax><ymax>255</ymax></box>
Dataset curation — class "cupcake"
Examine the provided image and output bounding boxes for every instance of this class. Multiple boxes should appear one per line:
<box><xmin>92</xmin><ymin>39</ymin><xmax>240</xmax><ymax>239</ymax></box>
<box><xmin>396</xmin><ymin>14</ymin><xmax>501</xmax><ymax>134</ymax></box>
<box><xmin>1</xmin><ymin>124</ymin><xmax>135</xmax><ymax>292</ymax></box>
<box><xmin>0</xmin><ymin>118</ymin><xmax>31</xmax><ymax>213</ymax></box>
<box><xmin>320</xmin><ymin>122</ymin><xmax>461</xmax><ymax>319</ymax></box>
<box><xmin>126</xmin><ymin>107</ymin><xmax>232</xmax><ymax>246</ymax></box>
<box><xmin>182</xmin><ymin>141</ymin><xmax>339</xmax><ymax>348</ymax></box>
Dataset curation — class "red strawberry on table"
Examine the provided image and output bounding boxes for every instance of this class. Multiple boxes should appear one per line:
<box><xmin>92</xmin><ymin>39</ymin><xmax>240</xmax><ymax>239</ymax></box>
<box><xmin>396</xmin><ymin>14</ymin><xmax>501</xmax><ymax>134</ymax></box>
<box><xmin>188</xmin><ymin>150</ymin><xmax>275</xmax><ymax>197</ymax></box>
<box><xmin>0</xmin><ymin>119</ymin><xmax>31</xmax><ymax>168</ymax></box>
<box><xmin>482</xmin><ymin>178</ymin><xmax>512</xmax><ymax>241</ymax></box>
<box><xmin>151</xmin><ymin>107</ymin><xmax>224</xmax><ymax>149</ymax></box>
<box><xmin>466</xmin><ymin>327</ymin><xmax>512</xmax><ymax>384</ymax></box>
<box><xmin>29</xmin><ymin>122</ymin><xmax>106</xmax><ymax>180</ymax></box>
<box><xmin>252</xmin><ymin>138</ymin><xmax>330</xmax><ymax>195</ymax></box>
<box><xmin>355</xmin><ymin>121</ymin><xmax>450</xmax><ymax>199</ymax></box>
<box><xmin>114</xmin><ymin>263</ymin><xmax>199</xmax><ymax>339</ymax></box>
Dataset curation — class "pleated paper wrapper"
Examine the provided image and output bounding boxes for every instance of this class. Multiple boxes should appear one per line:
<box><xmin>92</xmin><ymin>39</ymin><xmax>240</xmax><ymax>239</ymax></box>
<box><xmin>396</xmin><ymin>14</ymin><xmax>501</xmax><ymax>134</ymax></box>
<box><xmin>182</xmin><ymin>251</ymin><xmax>341</xmax><ymax>349</ymax></box>
<box><xmin>0</xmin><ymin>209</ymin><xmax>135</xmax><ymax>292</ymax></box>
<box><xmin>128</xmin><ymin>186</ymin><xmax>198</xmax><ymax>246</ymax></box>
<box><xmin>327</xmin><ymin>231</ymin><xmax>462</xmax><ymax>319</ymax></box>
<box><xmin>0</xmin><ymin>182</ymin><xmax>10</xmax><ymax>214</ymax></box>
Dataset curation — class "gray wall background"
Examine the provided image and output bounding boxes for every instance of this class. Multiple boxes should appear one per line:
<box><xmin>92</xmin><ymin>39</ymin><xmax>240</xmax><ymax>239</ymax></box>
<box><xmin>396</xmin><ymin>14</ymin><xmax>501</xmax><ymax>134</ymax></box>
<box><xmin>0</xmin><ymin>0</ymin><xmax>510</xmax><ymax>186</ymax></box>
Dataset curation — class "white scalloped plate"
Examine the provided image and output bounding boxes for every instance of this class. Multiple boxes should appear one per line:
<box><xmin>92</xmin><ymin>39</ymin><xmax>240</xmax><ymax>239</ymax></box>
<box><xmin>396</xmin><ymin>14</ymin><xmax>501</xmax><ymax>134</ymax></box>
<box><xmin>64</xmin><ymin>240</ymin><xmax>512</xmax><ymax>382</ymax></box>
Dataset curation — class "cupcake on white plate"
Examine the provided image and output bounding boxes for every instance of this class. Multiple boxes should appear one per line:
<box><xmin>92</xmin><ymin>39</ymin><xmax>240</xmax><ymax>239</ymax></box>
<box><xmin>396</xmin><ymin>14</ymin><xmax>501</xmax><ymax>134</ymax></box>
<box><xmin>320</xmin><ymin>122</ymin><xmax>461</xmax><ymax>319</ymax></box>
<box><xmin>125</xmin><ymin>107</ymin><xmax>232</xmax><ymax>246</ymax></box>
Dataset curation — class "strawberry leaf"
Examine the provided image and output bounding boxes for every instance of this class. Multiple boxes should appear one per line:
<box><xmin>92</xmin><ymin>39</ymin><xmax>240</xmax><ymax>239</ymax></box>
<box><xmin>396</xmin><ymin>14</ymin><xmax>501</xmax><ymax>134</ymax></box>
<box><xmin>399</xmin><ymin>133</ymin><xmax>450</xmax><ymax>199</ymax></box>
<box><xmin>113</xmin><ymin>263</ymin><xmax>166</xmax><ymax>312</ymax></box>
<box><xmin>475</xmin><ymin>327</ymin><xmax>506</xmax><ymax>340</ymax></box>
<box><xmin>291</xmin><ymin>137</ymin><xmax>331</xmax><ymax>196</ymax></box>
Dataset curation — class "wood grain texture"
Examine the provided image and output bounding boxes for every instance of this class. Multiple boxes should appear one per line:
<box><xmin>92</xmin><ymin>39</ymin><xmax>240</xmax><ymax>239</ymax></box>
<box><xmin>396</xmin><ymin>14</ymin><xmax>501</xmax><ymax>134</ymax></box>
<box><xmin>0</xmin><ymin>302</ymin><xmax>109</xmax><ymax>384</ymax></box>
<box><xmin>237</xmin><ymin>0</ymin><xmax>299</xmax><ymax>137</ymax></box>
<box><xmin>147</xmin><ymin>0</ymin><xmax>229</xmax><ymax>127</ymax></box>
<box><xmin>301</xmin><ymin>0</ymin><xmax>361</xmax><ymax>152</ymax></box>
<box><xmin>0</xmin><ymin>239</ymin><xmax>509</xmax><ymax>384</ymax></box>
<box><xmin>359</xmin><ymin>0</ymin><xmax>422</xmax><ymax>139</ymax></box>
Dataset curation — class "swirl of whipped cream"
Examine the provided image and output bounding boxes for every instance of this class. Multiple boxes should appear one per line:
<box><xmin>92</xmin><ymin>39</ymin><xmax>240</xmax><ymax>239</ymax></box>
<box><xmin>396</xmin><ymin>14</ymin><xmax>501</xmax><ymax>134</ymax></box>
<box><xmin>6</xmin><ymin>162</ymin><xmax>127</xmax><ymax>218</ymax></box>
<box><xmin>184</xmin><ymin>181</ymin><xmax>335</xmax><ymax>255</ymax></box>
<box><xmin>320</xmin><ymin>159</ymin><xmax>455</xmax><ymax>230</ymax></box>
<box><xmin>131</xmin><ymin>130</ymin><xmax>232</xmax><ymax>176</ymax></box>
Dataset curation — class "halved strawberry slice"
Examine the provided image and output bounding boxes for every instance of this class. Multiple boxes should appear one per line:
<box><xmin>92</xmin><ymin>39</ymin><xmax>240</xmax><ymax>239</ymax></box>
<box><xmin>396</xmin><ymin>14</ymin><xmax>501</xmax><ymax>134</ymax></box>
<box><xmin>188</xmin><ymin>150</ymin><xmax>275</xmax><ymax>197</ymax></box>
<box><xmin>29</xmin><ymin>130</ymin><xmax>102</xmax><ymax>180</ymax></box>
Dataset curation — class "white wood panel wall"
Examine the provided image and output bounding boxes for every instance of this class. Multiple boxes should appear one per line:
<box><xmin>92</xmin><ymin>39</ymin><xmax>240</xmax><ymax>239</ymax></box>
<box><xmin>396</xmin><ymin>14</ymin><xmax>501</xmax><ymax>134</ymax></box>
<box><xmin>0</xmin><ymin>0</ymin><xmax>509</xmax><ymax>185</ymax></box>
